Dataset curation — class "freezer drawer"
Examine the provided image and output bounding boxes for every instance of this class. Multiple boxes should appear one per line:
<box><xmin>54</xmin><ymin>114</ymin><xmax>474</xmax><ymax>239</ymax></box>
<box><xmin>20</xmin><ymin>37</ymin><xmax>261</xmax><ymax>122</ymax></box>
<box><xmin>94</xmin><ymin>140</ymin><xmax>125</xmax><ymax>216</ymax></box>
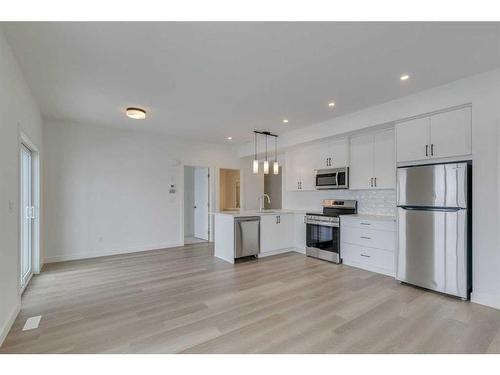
<box><xmin>396</xmin><ymin>207</ymin><xmax>468</xmax><ymax>298</ymax></box>
<box><xmin>234</xmin><ymin>217</ymin><xmax>260</xmax><ymax>258</ymax></box>
<box><xmin>397</xmin><ymin>163</ymin><xmax>467</xmax><ymax>208</ymax></box>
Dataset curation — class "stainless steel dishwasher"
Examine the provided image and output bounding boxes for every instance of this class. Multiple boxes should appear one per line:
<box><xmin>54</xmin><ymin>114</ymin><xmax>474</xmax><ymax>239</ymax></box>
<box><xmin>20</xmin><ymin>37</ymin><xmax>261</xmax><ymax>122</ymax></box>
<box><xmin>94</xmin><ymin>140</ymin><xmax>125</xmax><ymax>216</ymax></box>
<box><xmin>234</xmin><ymin>216</ymin><xmax>260</xmax><ymax>258</ymax></box>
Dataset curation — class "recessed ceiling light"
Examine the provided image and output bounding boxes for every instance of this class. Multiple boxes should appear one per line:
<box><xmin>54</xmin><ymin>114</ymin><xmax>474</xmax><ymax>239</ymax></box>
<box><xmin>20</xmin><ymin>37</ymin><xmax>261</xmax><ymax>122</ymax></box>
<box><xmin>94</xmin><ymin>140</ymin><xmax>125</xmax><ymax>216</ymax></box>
<box><xmin>126</xmin><ymin>107</ymin><xmax>146</xmax><ymax>120</ymax></box>
<box><xmin>227</xmin><ymin>136</ymin><xmax>232</xmax><ymax>140</ymax></box>
<box><xmin>328</xmin><ymin>102</ymin><xmax>335</xmax><ymax>107</ymax></box>
<box><xmin>283</xmin><ymin>119</ymin><xmax>289</xmax><ymax>124</ymax></box>
<box><xmin>400</xmin><ymin>74</ymin><xmax>410</xmax><ymax>81</ymax></box>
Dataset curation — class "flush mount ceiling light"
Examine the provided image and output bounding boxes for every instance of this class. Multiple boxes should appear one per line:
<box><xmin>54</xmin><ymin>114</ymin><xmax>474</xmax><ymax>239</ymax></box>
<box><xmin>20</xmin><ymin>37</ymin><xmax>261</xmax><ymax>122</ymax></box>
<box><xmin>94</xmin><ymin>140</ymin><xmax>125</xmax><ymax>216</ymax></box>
<box><xmin>400</xmin><ymin>74</ymin><xmax>410</xmax><ymax>81</ymax></box>
<box><xmin>126</xmin><ymin>107</ymin><xmax>147</xmax><ymax>120</ymax></box>
<box><xmin>328</xmin><ymin>102</ymin><xmax>336</xmax><ymax>108</ymax></box>
<box><xmin>282</xmin><ymin>119</ymin><xmax>289</xmax><ymax>124</ymax></box>
<box><xmin>227</xmin><ymin>136</ymin><xmax>233</xmax><ymax>140</ymax></box>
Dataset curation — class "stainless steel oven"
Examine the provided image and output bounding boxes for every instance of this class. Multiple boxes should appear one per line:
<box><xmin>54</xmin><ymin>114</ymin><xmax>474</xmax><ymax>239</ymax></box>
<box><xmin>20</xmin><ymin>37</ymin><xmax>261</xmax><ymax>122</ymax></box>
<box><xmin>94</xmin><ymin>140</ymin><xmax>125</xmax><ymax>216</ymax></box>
<box><xmin>315</xmin><ymin>167</ymin><xmax>349</xmax><ymax>190</ymax></box>
<box><xmin>305</xmin><ymin>200</ymin><xmax>357</xmax><ymax>263</ymax></box>
<box><xmin>305</xmin><ymin>214</ymin><xmax>340</xmax><ymax>263</ymax></box>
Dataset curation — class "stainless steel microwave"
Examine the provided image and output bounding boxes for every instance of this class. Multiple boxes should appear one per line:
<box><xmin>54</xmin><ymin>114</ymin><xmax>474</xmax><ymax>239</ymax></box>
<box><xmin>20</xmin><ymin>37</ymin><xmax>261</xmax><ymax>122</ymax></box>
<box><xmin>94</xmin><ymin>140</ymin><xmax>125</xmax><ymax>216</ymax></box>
<box><xmin>315</xmin><ymin>167</ymin><xmax>349</xmax><ymax>190</ymax></box>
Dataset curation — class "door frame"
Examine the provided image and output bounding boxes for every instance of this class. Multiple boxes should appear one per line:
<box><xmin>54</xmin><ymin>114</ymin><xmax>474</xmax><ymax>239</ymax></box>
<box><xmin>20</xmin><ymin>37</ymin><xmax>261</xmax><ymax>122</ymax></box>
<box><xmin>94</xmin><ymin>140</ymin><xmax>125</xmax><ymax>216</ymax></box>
<box><xmin>19</xmin><ymin>131</ymin><xmax>41</xmax><ymax>294</ymax></box>
<box><xmin>181</xmin><ymin>165</ymin><xmax>213</xmax><ymax>244</ymax></box>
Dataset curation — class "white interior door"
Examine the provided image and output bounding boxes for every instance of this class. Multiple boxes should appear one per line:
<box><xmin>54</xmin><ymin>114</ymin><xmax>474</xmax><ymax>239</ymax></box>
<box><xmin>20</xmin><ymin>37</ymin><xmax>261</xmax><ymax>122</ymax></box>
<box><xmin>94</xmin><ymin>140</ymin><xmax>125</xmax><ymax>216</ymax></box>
<box><xmin>194</xmin><ymin>167</ymin><xmax>209</xmax><ymax>240</ymax></box>
<box><xmin>20</xmin><ymin>144</ymin><xmax>34</xmax><ymax>290</ymax></box>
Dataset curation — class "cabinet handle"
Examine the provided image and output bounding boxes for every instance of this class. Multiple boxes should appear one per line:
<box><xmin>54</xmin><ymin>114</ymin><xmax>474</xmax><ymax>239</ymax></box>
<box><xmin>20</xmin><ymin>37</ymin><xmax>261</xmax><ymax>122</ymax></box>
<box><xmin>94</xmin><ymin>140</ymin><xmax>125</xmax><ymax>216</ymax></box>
<box><xmin>360</xmin><ymin>222</ymin><xmax>371</xmax><ymax>226</ymax></box>
<box><xmin>425</xmin><ymin>144</ymin><xmax>429</xmax><ymax>157</ymax></box>
<box><xmin>431</xmin><ymin>144</ymin><xmax>434</xmax><ymax>156</ymax></box>
<box><xmin>374</xmin><ymin>177</ymin><xmax>377</xmax><ymax>187</ymax></box>
<box><xmin>360</xmin><ymin>236</ymin><xmax>371</xmax><ymax>240</ymax></box>
<box><xmin>360</xmin><ymin>254</ymin><xmax>371</xmax><ymax>258</ymax></box>
<box><xmin>370</xmin><ymin>177</ymin><xmax>373</xmax><ymax>187</ymax></box>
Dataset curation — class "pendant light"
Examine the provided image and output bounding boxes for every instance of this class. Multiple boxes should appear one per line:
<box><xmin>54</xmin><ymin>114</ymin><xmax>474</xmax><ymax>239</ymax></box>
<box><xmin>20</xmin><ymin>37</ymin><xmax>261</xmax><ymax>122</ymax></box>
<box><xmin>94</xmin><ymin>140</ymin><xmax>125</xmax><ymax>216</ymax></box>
<box><xmin>273</xmin><ymin>136</ymin><xmax>279</xmax><ymax>175</ymax></box>
<box><xmin>263</xmin><ymin>133</ymin><xmax>269</xmax><ymax>174</ymax></box>
<box><xmin>252</xmin><ymin>132</ymin><xmax>259</xmax><ymax>174</ymax></box>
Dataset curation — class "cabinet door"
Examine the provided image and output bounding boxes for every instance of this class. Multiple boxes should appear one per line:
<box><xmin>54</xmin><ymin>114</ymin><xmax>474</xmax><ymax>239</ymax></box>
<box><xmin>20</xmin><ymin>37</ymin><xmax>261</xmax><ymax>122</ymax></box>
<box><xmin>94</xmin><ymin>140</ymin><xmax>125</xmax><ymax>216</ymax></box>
<box><xmin>349</xmin><ymin>133</ymin><xmax>374</xmax><ymax>190</ymax></box>
<box><xmin>330</xmin><ymin>139</ymin><xmax>349</xmax><ymax>168</ymax></box>
<box><xmin>430</xmin><ymin>107</ymin><xmax>472</xmax><ymax>159</ymax></box>
<box><xmin>297</xmin><ymin>145</ymin><xmax>315</xmax><ymax>191</ymax></box>
<box><xmin>294</xmin><ymin>214</ymin><xmax>306</xmax><ymax>250</ymax></box>
<box><xmin>312</xmin><ymin>141</ymin><xmax>333</xmax><ymax>169</ymax></box>
<box><xmin>277</xmin><ymin>214</ymin><xmax>294</xmax><ymax>249</ymax></box>
<box><xmin>285</xmin><ymin>150</ymin><xmax>300</xmax><ymax>191</ymax></box>
<box><xmin>260</xmin><ymin>215</ymin><xmax>278</xmax><ymax>253</ymax></box>
<box><xmin>373</xmin><ymin>129</ymin><xmax>396</xmax><ymax>189</ymax></box>
<box><xmin>396</xmin><ymin>117</ymin><xmax>430</xmax><ymax>163</ymax></box>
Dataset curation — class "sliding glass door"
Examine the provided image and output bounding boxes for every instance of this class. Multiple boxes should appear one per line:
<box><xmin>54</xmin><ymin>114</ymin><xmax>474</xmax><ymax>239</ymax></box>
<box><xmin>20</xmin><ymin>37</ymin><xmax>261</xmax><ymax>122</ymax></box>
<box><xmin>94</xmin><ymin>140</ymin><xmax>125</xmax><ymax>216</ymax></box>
<box><xmin>20</xmin><ymin>143</ymin><xmax>34</xmax><ymax>290</ymax></box>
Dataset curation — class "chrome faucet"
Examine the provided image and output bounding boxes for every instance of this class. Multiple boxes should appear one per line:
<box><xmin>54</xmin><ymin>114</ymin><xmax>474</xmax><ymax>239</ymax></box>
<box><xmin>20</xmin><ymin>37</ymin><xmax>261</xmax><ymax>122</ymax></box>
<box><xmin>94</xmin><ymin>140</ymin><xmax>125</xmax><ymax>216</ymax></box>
<box><xmin>258</xmin><ymin>194</ymin><xmax>271</xmax><ymax>211</ymax></box>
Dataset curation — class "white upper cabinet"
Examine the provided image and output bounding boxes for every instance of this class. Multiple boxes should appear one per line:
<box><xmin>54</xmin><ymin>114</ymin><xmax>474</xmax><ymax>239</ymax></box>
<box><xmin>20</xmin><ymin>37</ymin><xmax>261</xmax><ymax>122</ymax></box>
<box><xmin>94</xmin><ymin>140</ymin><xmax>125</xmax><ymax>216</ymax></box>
<box><xmin>349</xmin><ymin>128</ymin><xmax>395</xmax><ymax>190</ymax></box>
<box><xmin>312</xmin><ymin>139</ymin><xmax>349</xmax><ymax>169</ymax></box>
<box><xmin>396</xmin><ymin>117</ymin><xmax>430</xmax><ymax>163</ymax></box>
<box><xmin>430</xmin><ymin>107</ymin><xmax>472</xmax><ymax>159</ymax></box>
<box><xmin>349</xmin><ymin>133</ymin><xmax>374</xmax><ymax>190</ymax></box>
<box><xmin>396</xmin><ymin>107</ymin><xmax>472</xmax><ymax>163</ymax></box>
<box><xmin>372</xmin><ymin>129</ymin><xmax>396</xmax><ymax>189</ymax></box>
<box><xmin>285</xmin><ymin>138</ymin><xmax>348</xmax><ymax>191</ymax></box>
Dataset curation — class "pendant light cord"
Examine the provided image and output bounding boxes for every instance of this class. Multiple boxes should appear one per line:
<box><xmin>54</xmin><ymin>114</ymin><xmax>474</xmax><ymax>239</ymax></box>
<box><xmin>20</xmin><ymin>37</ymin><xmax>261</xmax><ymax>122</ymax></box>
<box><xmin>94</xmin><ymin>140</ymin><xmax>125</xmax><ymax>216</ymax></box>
<box><xmin>254</xmin><ymin>132</ymin><xmax>257</xmax><ymax>159</ymax></box>
<box><xmin>265</xmin><ymin>135</ymin><xmax>268</xmax><ymax>161</ymax></box>
<box><xmin>274</xmin><ymin>137</ymin><xmax>277</xmax><ymax>162</ymax></box>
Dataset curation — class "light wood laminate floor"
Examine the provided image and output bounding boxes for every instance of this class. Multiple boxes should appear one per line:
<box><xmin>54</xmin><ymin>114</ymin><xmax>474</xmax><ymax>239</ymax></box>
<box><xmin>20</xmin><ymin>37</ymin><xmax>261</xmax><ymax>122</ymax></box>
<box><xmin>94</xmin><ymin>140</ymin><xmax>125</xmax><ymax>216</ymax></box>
<box><xmin>2</xmin><ymin>243</ymin><xmax>500</xmax><ymax>354</ymax></box>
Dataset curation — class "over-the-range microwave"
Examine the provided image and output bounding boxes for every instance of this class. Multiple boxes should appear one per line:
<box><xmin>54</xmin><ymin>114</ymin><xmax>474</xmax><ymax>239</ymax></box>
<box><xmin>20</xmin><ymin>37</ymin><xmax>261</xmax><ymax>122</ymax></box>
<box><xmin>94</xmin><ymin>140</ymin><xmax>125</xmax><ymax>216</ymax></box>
<box><xmin>315</xmin><ymin>167</ymin><xmax>349</xmax><ymax>190</ymax></box>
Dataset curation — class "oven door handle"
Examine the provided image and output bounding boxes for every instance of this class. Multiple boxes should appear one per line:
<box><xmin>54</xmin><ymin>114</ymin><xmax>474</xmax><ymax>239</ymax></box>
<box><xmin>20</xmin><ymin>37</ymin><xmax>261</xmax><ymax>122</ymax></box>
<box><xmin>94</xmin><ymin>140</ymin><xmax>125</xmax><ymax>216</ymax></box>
<box><xmin>305</xmin><ymin>221</ymin><xmax>339</xmax><ymax>228</ymax></box>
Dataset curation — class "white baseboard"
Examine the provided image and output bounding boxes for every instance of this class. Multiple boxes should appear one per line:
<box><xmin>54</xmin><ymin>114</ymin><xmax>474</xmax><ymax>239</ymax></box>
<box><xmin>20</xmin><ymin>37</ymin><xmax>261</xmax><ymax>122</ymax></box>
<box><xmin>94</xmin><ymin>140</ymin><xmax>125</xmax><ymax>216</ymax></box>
<box><xmin>293</xmin><ymin>247</ymin><xmax>306</xmax><ymax>254</ymax></box>
<box><xmin>44</xmin><ymin>241</ymin><xmax>184</xmax><ymax>263</ymax></box>
<box><xmin>258</xmin><ymin>247</ymin><xmax>305</xmax><ymax>258</ymax></box>
<box><xmin>0</xmin><ymin>300</ymin><xmax>21</xmax><ymax>347</ymax></box>
<box><xmin>471</xmin><ymin>291</ymin><xmax>500</xmax><ymax>310</ymax></box>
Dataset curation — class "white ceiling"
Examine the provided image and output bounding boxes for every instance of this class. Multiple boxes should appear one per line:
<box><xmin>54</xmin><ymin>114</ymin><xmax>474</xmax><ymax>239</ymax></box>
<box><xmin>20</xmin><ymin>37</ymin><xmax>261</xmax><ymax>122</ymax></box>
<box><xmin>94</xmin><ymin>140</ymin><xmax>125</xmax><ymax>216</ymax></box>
<box><xmin>3</xmin><ymin>22</ymin><xmax>500</xmax><ymax>143</ymax></box>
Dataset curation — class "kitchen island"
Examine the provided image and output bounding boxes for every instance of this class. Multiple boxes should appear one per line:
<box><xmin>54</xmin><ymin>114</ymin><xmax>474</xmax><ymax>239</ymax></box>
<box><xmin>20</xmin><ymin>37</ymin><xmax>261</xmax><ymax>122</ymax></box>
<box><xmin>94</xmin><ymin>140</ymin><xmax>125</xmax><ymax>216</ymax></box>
<box><xmin>211</xmin><ymin>210</ymin><xmax>309</xmax><ymax>264</ymax></box>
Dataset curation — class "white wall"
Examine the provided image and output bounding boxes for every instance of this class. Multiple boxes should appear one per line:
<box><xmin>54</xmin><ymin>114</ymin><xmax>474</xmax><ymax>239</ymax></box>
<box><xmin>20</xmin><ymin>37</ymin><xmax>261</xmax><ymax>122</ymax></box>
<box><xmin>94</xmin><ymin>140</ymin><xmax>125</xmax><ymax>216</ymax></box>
<box><xmin>0</xmin><ymin>29</ymin><xmax>43</xmax><ymax>345</ymax></box>
<box><xmin>43</xmin><ymin>120</ymin><xmax>240</xmax><ymax>262</ymax></box>
<box><xmin>241</xmin><ymin>69</ymin><xmax>500</xmax><ymax>310</ymax></box>
<box><xmin>184</xmin><ymin>166</ymin><xmax>195</xmax><ymax>236</ymax></box>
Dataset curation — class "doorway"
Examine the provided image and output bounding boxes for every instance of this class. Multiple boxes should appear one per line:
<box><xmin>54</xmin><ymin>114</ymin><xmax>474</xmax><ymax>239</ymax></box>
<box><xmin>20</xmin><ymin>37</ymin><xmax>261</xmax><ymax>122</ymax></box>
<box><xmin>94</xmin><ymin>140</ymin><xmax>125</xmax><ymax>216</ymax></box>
<box><xmin>219</xmin><ymin>168</ymin><xmax>240</xmax><ymax>211</ymax></box>
<box><xmin>19</xmin><ymin>136</ymin><xmax>39</xmax><ymax>293</ymax></box>
<box><xmin>184</xmin><ymin>166</ymin><xmax>210</xmax><ymax>245</ymax></box>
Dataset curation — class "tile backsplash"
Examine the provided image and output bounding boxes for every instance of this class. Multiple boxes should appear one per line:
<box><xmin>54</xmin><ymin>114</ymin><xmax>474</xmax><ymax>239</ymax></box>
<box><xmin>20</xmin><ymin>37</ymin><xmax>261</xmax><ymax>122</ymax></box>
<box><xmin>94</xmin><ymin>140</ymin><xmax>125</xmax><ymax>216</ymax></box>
<box><xmin>284</xmin><ymin>189</ymin><xmax>396</xmax><ymax>216</ymax></box>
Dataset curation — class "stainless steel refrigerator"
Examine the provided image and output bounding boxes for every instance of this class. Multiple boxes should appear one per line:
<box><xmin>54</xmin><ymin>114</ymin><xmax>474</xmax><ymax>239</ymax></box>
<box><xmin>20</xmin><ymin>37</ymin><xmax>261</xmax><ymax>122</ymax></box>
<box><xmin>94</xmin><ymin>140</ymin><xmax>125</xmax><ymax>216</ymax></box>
<box><xmin>396</xmin><ymin>162</ymin><xmax>472</xmax><ymax>299</ymax></box>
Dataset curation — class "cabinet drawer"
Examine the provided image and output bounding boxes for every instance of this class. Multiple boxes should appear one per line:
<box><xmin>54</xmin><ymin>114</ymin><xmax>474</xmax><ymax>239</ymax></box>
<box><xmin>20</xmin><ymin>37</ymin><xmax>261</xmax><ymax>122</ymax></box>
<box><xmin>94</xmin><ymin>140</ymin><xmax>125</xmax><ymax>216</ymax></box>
<box><xmin>341</xmin><ymin>243</ymin><xmax>395</xmax><ymax>273</ymax></box>
<box><xmin>340</xmin><ymin>217</ymin><xmax>395</xmax><ymax>232</ymax></box>
<box><xmin>341</xmin><ymin>226</ymin><xmax>395</xmax><ymax>251</ymax></box>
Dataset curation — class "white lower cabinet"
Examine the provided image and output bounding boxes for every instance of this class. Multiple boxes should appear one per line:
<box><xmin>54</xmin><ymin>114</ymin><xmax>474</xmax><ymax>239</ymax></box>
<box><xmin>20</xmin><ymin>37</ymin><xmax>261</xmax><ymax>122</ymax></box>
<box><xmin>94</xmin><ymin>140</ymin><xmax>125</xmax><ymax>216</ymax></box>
<box><xmin>293</xmin><ymin>213</ymin><xmax>306</xmax><ymax>252</ymax></box>
<box><xmin>260</xmin><ymin>214</ymin><xmax>294</xmax><ymax>255</ymax></box>
<box><xmin>340</xmin><ymin>216</ymin><xmax>396</xmax><ymax>277</ymax></box>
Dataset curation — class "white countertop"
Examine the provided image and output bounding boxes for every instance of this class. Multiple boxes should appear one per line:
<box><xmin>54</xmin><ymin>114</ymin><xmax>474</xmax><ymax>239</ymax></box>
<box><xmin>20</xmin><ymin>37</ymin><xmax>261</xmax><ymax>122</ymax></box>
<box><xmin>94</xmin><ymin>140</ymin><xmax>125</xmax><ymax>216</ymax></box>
<box><xmin>211</xmin><ymin>209</ymin><xmax>312</xmax><ymax>217</ymax></box>
<box><xmin>340</xmin><ymin>214</ymin><xmax>396</xmax><ymax>222</ymax></box>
